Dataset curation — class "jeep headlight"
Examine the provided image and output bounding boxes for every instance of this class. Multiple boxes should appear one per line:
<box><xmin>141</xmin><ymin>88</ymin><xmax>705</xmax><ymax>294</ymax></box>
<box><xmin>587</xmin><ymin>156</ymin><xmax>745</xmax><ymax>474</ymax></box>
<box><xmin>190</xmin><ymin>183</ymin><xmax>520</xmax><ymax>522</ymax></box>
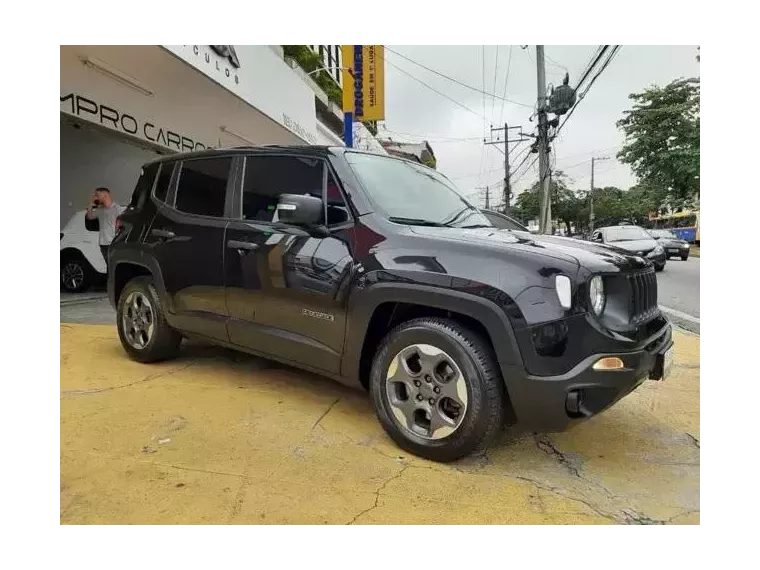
<box><xmin>589</xmin><ymin>276</ymin><xmax>605</xmax><ymax>315</ymax></box>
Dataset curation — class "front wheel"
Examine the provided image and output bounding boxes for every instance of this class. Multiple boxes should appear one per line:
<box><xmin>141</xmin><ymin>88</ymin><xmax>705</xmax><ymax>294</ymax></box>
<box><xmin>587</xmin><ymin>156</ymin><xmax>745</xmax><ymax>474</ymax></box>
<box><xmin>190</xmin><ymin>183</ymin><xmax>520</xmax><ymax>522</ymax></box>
<box><xmin>680</xmin><ymin>253</ymin><xmax>689</xmax><ymax>261</ymax></box>
<box><xmin>117</xmin><ymin>276</ymin><xmax>181</xmax><ymax>363</ymax></box>
<box><xmin>369</xmin><ymin>317</ymin><xmax>507</xmax><ymax>463</ymax></box>
<box><xmin>655</xmin><ymin>263</ymin><xmax>665</xmax><ymax>272</ymax></box>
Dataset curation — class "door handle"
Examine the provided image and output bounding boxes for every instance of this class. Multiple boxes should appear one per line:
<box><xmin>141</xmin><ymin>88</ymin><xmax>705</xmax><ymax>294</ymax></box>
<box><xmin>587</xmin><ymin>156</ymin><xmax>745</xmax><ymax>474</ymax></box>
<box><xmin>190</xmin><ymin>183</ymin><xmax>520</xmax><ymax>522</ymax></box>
<box><xmin>227</xmin><ymin>240</ymin><xmax>259</xmax><ymax>251</ymax></box>
<box><xmin>151</xmin><ymin>229</ymin><xmax>176</xmax><ymax>239</ymax></box>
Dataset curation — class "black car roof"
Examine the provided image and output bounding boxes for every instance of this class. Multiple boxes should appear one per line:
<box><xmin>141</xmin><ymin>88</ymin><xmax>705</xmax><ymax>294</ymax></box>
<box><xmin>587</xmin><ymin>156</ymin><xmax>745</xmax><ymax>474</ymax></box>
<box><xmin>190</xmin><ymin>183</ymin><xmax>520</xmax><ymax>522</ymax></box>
<box><xmin>142</xmin><ymin>144</ymin><xmax>389</xmax><ymax>166</ymax></box>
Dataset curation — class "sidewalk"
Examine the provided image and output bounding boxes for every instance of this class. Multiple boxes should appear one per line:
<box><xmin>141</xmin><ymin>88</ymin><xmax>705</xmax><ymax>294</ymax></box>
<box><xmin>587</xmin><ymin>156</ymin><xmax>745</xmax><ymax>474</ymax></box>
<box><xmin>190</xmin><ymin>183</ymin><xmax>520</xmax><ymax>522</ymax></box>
<box><xmin>61</xmin><ymin>323</ymin><xmax>699</xmax><ymax>524</ymax></box>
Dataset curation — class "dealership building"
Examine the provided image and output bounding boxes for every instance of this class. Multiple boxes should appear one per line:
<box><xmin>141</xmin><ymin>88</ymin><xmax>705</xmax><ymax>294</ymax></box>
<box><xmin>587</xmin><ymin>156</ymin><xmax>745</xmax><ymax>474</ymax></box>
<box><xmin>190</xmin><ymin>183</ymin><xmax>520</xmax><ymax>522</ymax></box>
<box><xmin>60</xmin><ymin>45</ymin><xmax>357</xmax><ymax>228</ymax></box>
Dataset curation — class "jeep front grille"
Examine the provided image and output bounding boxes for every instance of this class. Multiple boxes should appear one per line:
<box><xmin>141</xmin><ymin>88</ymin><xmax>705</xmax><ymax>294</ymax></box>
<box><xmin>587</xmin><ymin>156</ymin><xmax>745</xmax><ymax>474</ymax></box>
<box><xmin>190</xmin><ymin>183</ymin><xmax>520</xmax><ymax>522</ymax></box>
<box><xmin>628</xmin><ymin>267</ymin><xmax>658</xmax><ymax>324</ymax></box>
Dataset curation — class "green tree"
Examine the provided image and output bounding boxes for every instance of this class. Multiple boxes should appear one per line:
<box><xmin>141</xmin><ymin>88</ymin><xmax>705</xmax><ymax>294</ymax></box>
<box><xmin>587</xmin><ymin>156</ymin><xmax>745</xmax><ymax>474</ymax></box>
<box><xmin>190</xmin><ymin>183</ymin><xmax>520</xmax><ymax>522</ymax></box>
<box><xmin>515</xmin><ymin>186</ymin><xmax>540</xmax><ymax>221</ymax></box>
<box><xmin>621</xmin><ymin>183</ymin><xmax>661</xmax><ymax>224</ymax></box>
<box><xmin>616</xmin><ymin>78</ymin><xmax>700</xmax><ymax>207</ymax></box>
<box><xmin>515</xmin><ymin>171</ymin><xmax>584</xmax><ymax>234</ymax></box>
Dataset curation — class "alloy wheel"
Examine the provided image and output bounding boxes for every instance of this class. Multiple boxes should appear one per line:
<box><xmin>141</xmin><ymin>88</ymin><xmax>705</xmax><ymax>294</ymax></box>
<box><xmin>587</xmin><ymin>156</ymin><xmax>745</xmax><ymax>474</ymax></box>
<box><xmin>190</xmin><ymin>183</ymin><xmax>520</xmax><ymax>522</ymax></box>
<box><xmin>385</xmin><ymin>343</ymin><xmax>468</xmax><ymax>440</ymax></box>
<box><xmin>122</xmin><ymin>291</ymin><xmax>155</xmax><ymax>350</ymax></box>
<box><xmin>61</xmin><ymin>262</ymin><xmax>84</xmax><ymax>291</ymax></box>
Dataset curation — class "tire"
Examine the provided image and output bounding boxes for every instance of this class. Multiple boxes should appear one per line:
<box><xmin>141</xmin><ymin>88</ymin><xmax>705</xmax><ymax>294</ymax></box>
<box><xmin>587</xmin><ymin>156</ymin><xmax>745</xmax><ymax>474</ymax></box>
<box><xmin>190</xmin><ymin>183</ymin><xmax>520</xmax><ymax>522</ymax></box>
<box><xmin>369</xmin><ymin>317</ymin><xmax>507</xmax><ymax>463</ymax></box>
<box><xmin>117</xmin><ymin>276</ymin><xmax>181</xmax><ymax>363</ymax></box>
<box><xmin>680</xmin><ymin>253</ymin><xmax>689</xmax><ymax>261</ymax></box>
<box><xmin>655</xmin><ymin>263</ymin><xmax>665</xmax><ymax>272</ymax></box>
<box><xmin>61</xmin><ymin>253</ymin><xmax>93</xmax><ymax>293</ymax></box>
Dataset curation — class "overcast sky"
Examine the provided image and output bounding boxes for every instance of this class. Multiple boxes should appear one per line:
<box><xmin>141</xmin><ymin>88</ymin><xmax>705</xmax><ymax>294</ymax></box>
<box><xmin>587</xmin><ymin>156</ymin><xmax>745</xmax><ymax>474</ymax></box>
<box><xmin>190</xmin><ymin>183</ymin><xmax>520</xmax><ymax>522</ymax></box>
<box><xmin>378</xmin><ymin>45</ymin><xmax>700</xmax><ymax>209</ymax></box>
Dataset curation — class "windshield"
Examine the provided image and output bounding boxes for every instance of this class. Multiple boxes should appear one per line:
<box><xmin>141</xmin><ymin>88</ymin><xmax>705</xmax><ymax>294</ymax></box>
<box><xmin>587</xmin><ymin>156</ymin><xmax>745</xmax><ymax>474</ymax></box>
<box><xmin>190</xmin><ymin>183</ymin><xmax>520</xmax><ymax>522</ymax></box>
<box><xmin>345</xmin><ymin>152</ymin><xmax>491</xmax><ymax>228</ymax></box>
<box><xmin>605</xmin><ymin>226</ymin><xmax>652</xmax><ymax>242</ymax></box>
<box><xmin>650</xmin><ymin>229</ymin><xmax>677</xmax><ymax>239</ymax></box>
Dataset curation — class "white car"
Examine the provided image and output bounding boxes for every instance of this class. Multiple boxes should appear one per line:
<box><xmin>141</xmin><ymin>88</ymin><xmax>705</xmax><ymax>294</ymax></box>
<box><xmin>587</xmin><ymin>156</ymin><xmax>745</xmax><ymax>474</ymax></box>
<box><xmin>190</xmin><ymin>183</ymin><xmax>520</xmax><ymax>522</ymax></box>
<box><xmin>60</xmin><ymin>210</ymin><xmax>106</xmax><ymax>292</ymax></box>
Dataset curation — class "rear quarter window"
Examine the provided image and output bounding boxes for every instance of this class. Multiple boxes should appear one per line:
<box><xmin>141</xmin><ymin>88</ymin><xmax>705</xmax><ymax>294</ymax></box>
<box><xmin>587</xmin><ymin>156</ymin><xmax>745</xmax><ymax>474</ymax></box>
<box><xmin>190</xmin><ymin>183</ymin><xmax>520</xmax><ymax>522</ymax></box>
<box><xmin>153</xmin><ymin>162</ymin><xmax>174</xmax><ymax>203</ymax></box>
<box><xmin>130</xmin><ymin>163</ymin><xmax>160</xmax><ymax>208</ymax></box>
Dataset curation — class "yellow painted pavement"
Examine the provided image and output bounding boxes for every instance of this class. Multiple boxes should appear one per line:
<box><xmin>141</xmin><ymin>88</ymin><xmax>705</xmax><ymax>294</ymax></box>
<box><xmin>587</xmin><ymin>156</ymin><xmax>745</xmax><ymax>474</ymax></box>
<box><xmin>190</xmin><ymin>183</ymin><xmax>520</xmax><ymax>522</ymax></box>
<box><xmin>60</xmin><ymin>323</ymin><xmax>699</xmax><ymax>525</ymax></box>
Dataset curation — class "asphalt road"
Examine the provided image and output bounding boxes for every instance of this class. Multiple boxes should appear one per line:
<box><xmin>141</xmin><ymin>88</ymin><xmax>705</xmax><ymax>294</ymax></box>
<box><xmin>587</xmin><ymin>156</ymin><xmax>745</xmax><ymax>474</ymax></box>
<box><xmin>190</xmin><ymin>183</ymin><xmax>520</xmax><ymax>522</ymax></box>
<box><xmin>656</xmin><ymin>256</ymin><xmax>700</xmax><ymax>334</ymax></box>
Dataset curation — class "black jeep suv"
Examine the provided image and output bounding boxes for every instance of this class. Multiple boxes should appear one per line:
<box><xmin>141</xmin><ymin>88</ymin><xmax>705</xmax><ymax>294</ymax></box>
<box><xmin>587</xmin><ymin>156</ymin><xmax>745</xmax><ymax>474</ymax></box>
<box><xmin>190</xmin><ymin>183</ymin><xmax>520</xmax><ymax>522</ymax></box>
<box><xmin>108</xmin><ymin>146</ymin><xmax>673</xmax><ymax>462</ymax></box>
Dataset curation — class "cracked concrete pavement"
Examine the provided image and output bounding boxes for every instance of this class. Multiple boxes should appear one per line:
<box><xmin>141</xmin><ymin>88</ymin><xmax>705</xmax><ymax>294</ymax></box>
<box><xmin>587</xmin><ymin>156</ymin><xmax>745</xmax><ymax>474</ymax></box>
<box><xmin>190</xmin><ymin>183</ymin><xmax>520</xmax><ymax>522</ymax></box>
<box><xmin>61</xmin><ymin>324</ymin><xmax>699</xmax><ymax>524</ymax></box>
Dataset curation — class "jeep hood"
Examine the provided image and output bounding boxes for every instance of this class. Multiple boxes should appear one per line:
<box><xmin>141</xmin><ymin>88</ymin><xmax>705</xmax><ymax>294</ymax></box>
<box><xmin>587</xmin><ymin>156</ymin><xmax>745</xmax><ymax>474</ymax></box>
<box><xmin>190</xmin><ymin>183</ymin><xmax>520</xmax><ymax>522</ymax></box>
<box><xmin>409</xmin><ymin>226</ymin><xmax>649</xmax><ymax>272</ymax></box>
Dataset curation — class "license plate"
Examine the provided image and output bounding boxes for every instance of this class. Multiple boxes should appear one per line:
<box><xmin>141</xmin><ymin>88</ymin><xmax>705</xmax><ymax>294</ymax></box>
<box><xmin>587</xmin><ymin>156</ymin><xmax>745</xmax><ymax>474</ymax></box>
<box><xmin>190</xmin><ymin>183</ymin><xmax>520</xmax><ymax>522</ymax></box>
<box><xmin>668</xmin><ymin>248</ymin><xmax>679</xmax><ymax>253</ymax></box>
<box><xmin>650</xmin><ymin>344</ymin><xmax>674</xmax><ymax>381</ymax></box>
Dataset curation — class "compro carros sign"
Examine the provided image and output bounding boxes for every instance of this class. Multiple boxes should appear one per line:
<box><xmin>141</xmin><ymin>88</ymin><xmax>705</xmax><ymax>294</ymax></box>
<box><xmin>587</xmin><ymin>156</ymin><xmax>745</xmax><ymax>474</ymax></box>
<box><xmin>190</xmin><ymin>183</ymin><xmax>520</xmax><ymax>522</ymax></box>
<box><xmin>60</xmin><ymin>91</ymin><xmax>215</xmax><ymax>152</ymax></box>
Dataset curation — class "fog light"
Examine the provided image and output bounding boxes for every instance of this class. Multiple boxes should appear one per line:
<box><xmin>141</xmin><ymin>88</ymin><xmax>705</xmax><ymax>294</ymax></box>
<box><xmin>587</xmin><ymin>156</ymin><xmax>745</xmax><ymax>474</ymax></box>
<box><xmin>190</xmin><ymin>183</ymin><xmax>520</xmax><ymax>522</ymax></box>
<box><xmin>593</xmin><ymin>357</ymin><xmax>625</xmax><ymax>370</ymax></box>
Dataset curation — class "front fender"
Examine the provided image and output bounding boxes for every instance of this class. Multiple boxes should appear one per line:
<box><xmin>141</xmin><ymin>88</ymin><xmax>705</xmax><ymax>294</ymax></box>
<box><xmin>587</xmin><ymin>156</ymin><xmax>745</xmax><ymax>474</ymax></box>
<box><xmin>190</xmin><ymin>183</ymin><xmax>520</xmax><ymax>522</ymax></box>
<box><xmin>341</xmin><ymin>281</ymin><xmax>524</xmax><ymax>384</ymax></box>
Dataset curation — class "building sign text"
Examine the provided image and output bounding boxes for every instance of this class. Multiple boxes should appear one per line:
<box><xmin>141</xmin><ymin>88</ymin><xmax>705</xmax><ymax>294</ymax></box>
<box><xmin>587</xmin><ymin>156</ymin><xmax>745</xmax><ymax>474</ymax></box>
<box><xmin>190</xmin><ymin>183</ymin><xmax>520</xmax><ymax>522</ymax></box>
<box><xmin>60</xmin><ymin>92</ymin><xmax>213</xmax><ymax>152</ymax></box>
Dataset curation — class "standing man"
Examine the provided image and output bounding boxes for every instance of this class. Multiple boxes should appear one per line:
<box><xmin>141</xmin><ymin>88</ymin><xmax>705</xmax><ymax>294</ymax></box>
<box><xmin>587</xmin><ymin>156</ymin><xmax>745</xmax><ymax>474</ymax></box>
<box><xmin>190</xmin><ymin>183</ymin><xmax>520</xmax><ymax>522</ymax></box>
<box><xmin>86</xmin><ymin>187</ymin><xmax>125</xmax><ymax>271</ymax></box>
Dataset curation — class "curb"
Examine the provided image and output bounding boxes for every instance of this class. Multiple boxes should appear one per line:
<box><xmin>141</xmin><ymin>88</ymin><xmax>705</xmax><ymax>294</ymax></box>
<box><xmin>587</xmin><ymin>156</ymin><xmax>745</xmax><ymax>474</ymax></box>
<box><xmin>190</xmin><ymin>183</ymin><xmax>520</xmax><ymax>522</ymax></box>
<box><xmin>60</xmin><ymin>294</ymin><xmax>108</xmax><ymax>307</ymax></box>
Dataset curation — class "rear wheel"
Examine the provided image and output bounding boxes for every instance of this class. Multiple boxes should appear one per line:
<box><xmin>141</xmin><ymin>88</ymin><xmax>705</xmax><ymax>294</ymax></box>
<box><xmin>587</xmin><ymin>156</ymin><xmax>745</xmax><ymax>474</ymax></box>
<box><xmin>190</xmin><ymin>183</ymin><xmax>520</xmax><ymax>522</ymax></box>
<box><xmin>117</xmin><ymin>276</ymin><xmax>181</xmax><ymax>363</ymax></box>
<box><xmin>369</xmin><ymin>317</ymin><xmax>506</xmax><ymax>463</ymax></box>
<box><xmin>61</xmin><ymin>253</ymin><xmax>93</xmax><ymax>293</ymax></box>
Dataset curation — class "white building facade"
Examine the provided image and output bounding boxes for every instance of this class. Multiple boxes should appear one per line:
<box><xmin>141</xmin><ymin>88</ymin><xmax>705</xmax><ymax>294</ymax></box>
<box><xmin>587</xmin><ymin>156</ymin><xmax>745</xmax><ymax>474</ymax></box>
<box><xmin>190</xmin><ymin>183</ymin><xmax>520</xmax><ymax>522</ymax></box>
<box><xmin>60</xmin><ymin>45</ymin><xmax>357</xmax><ymax>228</ymax></box>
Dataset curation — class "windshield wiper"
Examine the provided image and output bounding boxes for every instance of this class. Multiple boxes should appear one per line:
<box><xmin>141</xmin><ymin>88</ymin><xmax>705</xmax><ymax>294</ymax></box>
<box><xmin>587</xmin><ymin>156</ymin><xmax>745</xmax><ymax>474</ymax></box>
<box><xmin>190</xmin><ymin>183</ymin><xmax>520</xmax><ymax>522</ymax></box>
<box><xmin>388</xmin><ymin>216</ymin><xmax>446</xmax><ymax>227</ymax></box>
<box><xmin>441</xmin><ymin>205</ymin><xmax>477</xmax><ymax>227</ymax></box>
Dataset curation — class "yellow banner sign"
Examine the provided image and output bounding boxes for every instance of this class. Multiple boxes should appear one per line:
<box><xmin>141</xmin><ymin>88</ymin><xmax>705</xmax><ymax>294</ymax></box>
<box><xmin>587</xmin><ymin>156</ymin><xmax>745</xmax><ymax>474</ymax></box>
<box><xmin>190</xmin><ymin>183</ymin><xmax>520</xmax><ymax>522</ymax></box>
<box><xmin>342</xmin><ymin>45</ymin><xmax>385</xmax><ymax>121</ymax></box>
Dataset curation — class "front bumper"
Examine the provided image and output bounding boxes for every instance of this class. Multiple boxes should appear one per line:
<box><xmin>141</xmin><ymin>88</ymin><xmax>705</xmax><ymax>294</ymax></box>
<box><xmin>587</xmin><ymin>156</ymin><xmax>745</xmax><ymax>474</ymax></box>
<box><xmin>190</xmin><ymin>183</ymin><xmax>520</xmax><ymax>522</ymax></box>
<box><xmin>503</xmin><ymin>317</ymin><xmax>673</xmax><ymax>432</ymax></box>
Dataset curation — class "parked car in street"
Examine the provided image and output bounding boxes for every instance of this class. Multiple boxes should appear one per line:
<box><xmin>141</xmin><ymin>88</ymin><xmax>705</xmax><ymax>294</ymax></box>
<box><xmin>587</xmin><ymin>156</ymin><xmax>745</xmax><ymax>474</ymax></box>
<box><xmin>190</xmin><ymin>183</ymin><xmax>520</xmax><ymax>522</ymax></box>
<box><xmin>60</xmin><ymin>210</ymin><xmax>106</xmax><ymax>292</ymax></box>
<box><xmin>478</xmin><ymin>209</ymin><xmax>529</xmax><ymax>232</ymax></box>
<box><xmin>648</xmin><ymin>229</ymin><xmax>690</xmax><ymax>261</ymax></box>
<box><xmin>590</xmin><ymin>225</ymin><xmax>667</xmax><ymax>271</ymax></box>
<box><xmin>108</xmin><ymin>146</ymin><xmax>673</xmax><ymax>462</ymax></box>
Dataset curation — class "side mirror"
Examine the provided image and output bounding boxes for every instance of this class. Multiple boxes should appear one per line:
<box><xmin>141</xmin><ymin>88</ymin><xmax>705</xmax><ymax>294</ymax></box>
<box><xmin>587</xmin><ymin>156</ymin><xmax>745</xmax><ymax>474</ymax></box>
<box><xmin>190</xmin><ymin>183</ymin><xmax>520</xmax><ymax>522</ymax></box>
<box><xmin>594</xmin><ymin>235</ymin><xmax>603</xmax><ymax>243</ymax></box>
<box><xmin>277</xmin><ymin>194</ymin><xmax>324</xmax><ymax>226</ymax></box>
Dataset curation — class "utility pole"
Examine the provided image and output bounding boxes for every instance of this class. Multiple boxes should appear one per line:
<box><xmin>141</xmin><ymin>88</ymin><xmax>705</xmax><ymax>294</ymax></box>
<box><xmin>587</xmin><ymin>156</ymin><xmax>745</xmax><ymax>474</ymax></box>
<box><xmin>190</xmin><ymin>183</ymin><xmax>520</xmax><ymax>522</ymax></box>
<box><xmin>503</xmin><ymin>123</ymin><xmax>510</xmax><ymax>213</ymax></box>
<box><xmin>485</xmin><ymin>123</ymin><xmax>531</xmax><ymax>214</ymax></box>
<box><xmin>536</xmin><ymin>45</ymin><xmax>551</xmax><ymax>234</ymax></box>
<box><xmin>475</xmin><ymin>185</ymin><xmax>490</xmax><ymax>209</ymax></box>
<box><xmin>589</xmin><ymin>156</ymin><xmax>609</xmax><ymax>232</ymax></box>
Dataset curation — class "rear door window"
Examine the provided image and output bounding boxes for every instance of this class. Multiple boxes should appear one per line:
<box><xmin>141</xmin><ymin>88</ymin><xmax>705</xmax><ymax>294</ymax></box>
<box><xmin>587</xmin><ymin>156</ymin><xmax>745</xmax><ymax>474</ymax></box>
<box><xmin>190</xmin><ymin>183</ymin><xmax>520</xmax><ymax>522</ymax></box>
<box><xmin>175</xmin><ymin>157</ymin><xmax>232</xmax><ymax>217</ymax></box>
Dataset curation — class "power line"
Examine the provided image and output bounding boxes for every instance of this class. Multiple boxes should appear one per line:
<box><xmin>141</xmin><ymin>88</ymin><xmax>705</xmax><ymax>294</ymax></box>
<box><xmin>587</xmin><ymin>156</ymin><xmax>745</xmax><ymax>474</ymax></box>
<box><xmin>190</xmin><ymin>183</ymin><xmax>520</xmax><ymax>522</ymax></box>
<box><xmin>508</xmin><ymin>145</ymin><xmax>534</xmax><ymax>180</ymax></box>
<box><xmin>379</xmin><ymin>127</ymin><xmax>483</xmax><ymax>142</ymax></box>
<box><xmin>512</xmin><ymin>156</ymin><xmax>538</xmax><ymax>186</ymax></box>
<box><xmin>479</xmin><ymin>45</ymin><xmax>487</xmax><ymax>183</ymax></box>
<box><xmin>553</xmin><ymin>46</ymin><xmax>621</xmax><ymax>140</ymax></box>
<box><xmin>384</xmin><ymin>56</ymin><xmax>488</xmax><ymax>121</ymax></box>
<box><xmin>575</xmin><ymin>46</ymin><xmax>608</xmax><ymax>91</ymax></box>
<box><xmin>490</xmin><ymin>46</ymin><xmax>499</xmax><ymax>124</ymax></box>
<box><xmin>496</xmin><ymin>45</ymin><xmax>514</xmax><ymax>125</ymax></box>
<box><xmin>384</xmin><ymin>46</ymin><xmax>534</xmax><ymax>108</ymax></box>
<box><xmin>450</xmin><ymin>164</ymin><xmax>510</xmax><ymax>181</ymax></box>
<box><xmin>545</xmin><ymin>52</ymin><xmax>568</xmax><ymax>73</ymax></box>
